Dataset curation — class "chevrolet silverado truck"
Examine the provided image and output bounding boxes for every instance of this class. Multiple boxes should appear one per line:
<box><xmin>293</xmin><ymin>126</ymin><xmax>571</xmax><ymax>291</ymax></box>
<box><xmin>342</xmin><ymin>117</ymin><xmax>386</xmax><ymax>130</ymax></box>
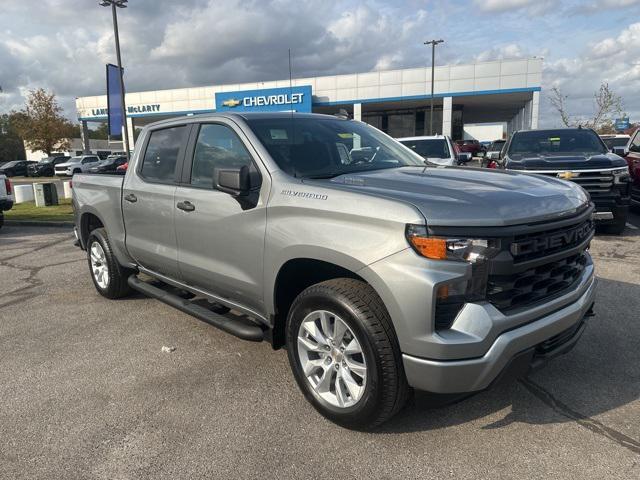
<box><xmin>72</xmin><ymin>113</ymin><xmax>596</xmax><ymax>429</ymax></box>
<box><xmin>500</xmin><ymin>128</ymin><xmax>631</xmax><ymax>234</ymax></box>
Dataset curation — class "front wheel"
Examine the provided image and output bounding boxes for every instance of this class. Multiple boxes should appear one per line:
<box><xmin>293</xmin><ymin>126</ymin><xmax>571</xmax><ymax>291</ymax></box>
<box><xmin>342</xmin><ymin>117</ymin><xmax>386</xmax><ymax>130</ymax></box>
<box><xmin>87</xmin><ymin>228</ymin><xmax>134</xmax><ymax>299</ymax></box>
<box><xmin>286</xmin><ymin>278</ymin><xmax>410</xmax><ymax>430</ymax></box>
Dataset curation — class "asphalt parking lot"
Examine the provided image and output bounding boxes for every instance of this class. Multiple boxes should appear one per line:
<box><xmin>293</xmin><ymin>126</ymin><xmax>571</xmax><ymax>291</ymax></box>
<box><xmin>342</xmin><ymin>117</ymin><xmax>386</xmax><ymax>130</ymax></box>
<box><xmin>1</xmin><ymin>216</ymin><xmax>639</xmax><ymax>479</ymax></box>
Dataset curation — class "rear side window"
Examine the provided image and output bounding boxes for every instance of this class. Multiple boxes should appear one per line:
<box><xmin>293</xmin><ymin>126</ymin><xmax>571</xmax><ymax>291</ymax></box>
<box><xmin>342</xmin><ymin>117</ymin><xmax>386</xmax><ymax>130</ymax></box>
<box><xmin>140</xmin><ymin>126</ymin><xmax>186</xmax><ymax>183</ymax></box>
<box><xmin>190</xmin><ymin>124</ymin><xmax>255</xmax><ymax>189</ymax></box>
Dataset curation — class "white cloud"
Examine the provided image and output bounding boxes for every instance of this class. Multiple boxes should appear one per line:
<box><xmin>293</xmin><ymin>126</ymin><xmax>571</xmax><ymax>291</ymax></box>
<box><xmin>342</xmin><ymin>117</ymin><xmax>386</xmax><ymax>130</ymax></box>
<box><xmin>472</xmin><ymin>0</ymin><xmax>555</xmax><ymax>14</ymax></box>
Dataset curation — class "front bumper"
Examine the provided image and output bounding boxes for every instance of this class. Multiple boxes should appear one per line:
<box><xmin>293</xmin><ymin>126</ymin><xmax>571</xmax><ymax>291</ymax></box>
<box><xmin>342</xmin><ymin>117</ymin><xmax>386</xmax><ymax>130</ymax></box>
<box><xmin>402</xmin><ymin>272</ymin><xmax>596</xmax><ymax>394</ymax></box>
<box><xmin>0</xmin><ymin>199</ymin><xmax>14</xmax><ymax>211</ymax></box>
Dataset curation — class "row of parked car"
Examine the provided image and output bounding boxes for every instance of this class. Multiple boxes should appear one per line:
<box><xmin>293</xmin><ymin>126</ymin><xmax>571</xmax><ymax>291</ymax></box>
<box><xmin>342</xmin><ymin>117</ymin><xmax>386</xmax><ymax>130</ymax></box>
<box><xmin>0</xmin><ymin>150</ymin><xmax>129</xmax><ymax>178</ymax></box>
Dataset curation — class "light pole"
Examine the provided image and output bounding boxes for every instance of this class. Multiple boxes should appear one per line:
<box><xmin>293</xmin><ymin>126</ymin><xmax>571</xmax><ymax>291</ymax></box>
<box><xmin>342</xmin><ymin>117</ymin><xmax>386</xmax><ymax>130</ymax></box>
<box><xmin>100</xmin><ymin>0</ymin><xmax>131</xmax><ymax>161</ymax></box>
<box><xmin>424</xmin><ymin>39</ymin><xmax>444</xmax><ymax>135</ymax></box>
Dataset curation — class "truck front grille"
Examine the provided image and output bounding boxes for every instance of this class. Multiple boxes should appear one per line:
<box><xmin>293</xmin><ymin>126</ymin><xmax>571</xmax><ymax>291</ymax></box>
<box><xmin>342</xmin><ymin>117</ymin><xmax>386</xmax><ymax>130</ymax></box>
<box><xmin>539</xmin><ymin>170</ymin><xmax>614</xmax><ymax>195</ymax></box>
<box><xmin>487</xmin><ymin>252</ymin><xmax>588</xmax><ymax>311</ymax></box>
<box><xmin>510</xmin><ymin>218</ymin><xmax>593</xmax><ymax>263</ymax></box>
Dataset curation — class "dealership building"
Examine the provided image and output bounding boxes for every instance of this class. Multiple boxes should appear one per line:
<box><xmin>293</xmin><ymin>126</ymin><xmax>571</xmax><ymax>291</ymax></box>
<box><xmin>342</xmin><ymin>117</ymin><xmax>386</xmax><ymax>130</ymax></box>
<box><xmin>75</xmin><ymin>57</ymin><xmax>542</xmax><ymax>149</ymax></box>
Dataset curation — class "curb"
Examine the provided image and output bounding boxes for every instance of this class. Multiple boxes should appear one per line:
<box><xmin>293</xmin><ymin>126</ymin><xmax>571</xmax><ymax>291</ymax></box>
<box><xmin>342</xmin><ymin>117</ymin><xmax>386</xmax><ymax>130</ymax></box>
<box><xmin>4</xmin><ymin>220</ymin><xmax>74</xmax><ymax>228</ymax></box>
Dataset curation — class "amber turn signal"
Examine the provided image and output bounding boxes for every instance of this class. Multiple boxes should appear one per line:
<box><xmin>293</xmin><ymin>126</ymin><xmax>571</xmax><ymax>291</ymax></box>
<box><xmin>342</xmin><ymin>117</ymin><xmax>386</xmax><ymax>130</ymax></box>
<box><xmin>408</xmin><ymin>236</ymin><xmax>447</xmax><ymax>260</ymax></box>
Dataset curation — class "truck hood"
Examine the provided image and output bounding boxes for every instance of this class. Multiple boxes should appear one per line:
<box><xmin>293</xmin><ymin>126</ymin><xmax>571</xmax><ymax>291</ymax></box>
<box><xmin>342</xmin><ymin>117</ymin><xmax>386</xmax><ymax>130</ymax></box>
<box><xmin>312</xmin><ymin>166</ymin><xmax>589</xmax><ymax>227</ymax></box>
<box><xmin>505</xmin><ymin>152</ymin><xmax>627</xmax><ymax>170</ymax></box>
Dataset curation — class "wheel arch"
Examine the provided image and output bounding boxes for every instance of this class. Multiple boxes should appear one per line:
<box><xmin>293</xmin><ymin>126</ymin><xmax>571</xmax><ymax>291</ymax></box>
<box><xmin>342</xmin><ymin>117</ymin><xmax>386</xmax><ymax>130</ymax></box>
<box><xmin>269</xmin><ymin>256</ymin><xmax>389</xmax><ymax>350</ymax></box>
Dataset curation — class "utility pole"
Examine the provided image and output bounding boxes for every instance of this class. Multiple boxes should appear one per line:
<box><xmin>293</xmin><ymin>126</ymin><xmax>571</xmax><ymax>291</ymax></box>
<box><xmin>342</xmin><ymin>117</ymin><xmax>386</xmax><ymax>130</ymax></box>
<box><xmin>100</xmin><ymin>0</ymin><xmax>131</xmax><ymax>161</ymax></box>
<box><xmin>424</xmin><ymin>39</ymin><xmax>444</xmax><ymax>135</ymax></box>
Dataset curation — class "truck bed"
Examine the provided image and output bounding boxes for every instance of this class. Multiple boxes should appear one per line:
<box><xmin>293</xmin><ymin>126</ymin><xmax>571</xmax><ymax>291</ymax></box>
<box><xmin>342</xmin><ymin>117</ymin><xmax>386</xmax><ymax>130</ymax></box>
<box><xmin>72</xmin><ymin>173</ymin><xmax>126</xmax><ymax>254</ymax></box>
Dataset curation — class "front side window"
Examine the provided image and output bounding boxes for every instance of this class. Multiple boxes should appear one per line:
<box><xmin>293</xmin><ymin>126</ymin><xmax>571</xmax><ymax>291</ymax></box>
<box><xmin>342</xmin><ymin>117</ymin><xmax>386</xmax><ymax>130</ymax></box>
<box><xmin>630</xmin><ymin>131</ymin><xmax>640</xmax><ymax>153</ymax></box>
<box><xmin>190</xmin><ymin>124</ymin><xmax>256</xmax><ymax>189</ymax></box>
<box><xmin>140</xmin><ymin>126</ymin><xmax>186</xmax><ymax>183</ymax></box>
<box><xmin>245</xmin><ymin>117</ymin><xmax>424</xmax><ymax>178</ymax></box>
<box><xmin>508</xmin><ymin>129</ymin><xmax>607</xmax><ymax>157</ymax></box>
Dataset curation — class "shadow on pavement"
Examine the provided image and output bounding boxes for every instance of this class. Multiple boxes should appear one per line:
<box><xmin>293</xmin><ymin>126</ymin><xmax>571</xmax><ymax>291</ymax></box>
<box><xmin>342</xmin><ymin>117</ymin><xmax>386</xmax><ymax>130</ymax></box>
<box><xmin>377</xmin><ymin>277</ymin><xmax>640</xmax><ymax>450</ymax></box>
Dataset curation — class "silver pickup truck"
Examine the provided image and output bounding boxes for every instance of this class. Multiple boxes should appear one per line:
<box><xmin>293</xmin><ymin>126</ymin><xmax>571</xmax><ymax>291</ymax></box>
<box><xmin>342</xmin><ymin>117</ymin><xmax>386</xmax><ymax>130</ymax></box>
<box><xmin>73</xmin><ymin>112</ymin><xmax>596</xmax><ymax>429</ymax></box>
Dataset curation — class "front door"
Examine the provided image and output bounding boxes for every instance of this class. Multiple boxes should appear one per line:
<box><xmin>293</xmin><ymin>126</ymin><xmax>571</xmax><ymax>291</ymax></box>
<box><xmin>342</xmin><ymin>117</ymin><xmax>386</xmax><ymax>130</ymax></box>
<box><xmin>627</xmin><ymin>130</ymin><xmax>640</xmax><ymax>204</ymax></box>
<box><xmin>174</xmin><ymin>122</ymin><xmax>268</xmax><ymax>314</ymax></box>
<box><xmin>123</xmin><ymin>124</ymin><xmax>189</xmax><ymax>280</ymax></box>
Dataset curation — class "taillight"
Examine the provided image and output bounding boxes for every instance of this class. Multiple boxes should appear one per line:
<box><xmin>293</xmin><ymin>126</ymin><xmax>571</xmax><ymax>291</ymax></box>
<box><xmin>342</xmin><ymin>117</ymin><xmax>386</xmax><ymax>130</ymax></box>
<box><xmin>4</xmin><ymin>178</ymin><xmax>11</xmax><ymax>195</ymax></box>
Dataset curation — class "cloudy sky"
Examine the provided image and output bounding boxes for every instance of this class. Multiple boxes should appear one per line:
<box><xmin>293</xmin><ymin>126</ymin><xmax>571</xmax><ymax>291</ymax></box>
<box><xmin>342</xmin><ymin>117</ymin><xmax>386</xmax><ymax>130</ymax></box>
<box><xmin>1</xmin><ymin>0</ymin><xmax>639</xmax><ymax>127</ymax></box>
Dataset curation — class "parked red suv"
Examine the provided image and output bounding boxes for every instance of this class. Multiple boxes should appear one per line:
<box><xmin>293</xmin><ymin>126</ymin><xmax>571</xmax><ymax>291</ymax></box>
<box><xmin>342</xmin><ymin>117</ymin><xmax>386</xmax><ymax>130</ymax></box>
<box><xmin>455</xmin><ymin>139</ymin><xmax>484</xmax><ymax>157</ymax></box>
<box><xmin>621</xmin><ymin>129</ymin><xmax>640</xmax><ymax>208</ymax></box>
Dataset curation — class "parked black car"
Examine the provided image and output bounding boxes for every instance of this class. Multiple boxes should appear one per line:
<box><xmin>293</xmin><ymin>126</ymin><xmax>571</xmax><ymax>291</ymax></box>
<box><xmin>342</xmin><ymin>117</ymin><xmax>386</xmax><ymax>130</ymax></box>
<box><xmin>88</xmin><ymin>156</ymin><xmax>127</xmax><ymax>174</ymax></box>
<box><xmin>0</xmin><ymin>160</ymin><xmax>36</xmax><ymax>177</ymax></box>
<box><xmin>27</xmin><ymin>156</ymin><xmax>71</xmax><ymax>177</ymax></box>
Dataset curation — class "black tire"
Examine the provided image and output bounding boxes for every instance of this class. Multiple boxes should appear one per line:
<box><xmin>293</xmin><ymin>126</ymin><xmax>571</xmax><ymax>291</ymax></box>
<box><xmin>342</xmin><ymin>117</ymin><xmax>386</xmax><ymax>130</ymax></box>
<box><xmin>73</xmin><ymin>169</ymin><xmax>81</xmax><ymax>175</ymax></box>
<box><xmin>0</xmin><ymin>212</ymin><xmax>4</xmax><ymax>230</ymax></box>
<box><xmin>87</xmin><ymin>227</ymin><xmax>134</xmax><ymax>299</ymax></box>
<box><xmin>286</xmin><ymin>278</ymin><xmax>410</xmax><ymax>430</ymax></box>
<box><xmin>604</xmin><ymin>214</ymin><xmax>627</xmax><ymax>235</ymax></box>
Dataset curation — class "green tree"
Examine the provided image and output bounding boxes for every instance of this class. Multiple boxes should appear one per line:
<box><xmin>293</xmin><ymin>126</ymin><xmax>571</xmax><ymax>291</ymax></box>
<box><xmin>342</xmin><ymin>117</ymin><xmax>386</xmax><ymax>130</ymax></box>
<box><xmin>0</xmin><ymin>113</ymin><xmax>26</xmax><ymax>162</ymax></box>
<box><xmin>13</xmin><ymin>88</ymin><xmax>76</xmax><ymax>156</ymax></box>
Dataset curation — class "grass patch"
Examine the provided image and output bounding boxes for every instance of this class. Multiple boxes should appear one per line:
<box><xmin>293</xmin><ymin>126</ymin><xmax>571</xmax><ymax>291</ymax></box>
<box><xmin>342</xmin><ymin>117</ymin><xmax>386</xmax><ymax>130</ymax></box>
<box><xmin>5</xmin><ymin>198</ymin><xmax>74</xmax><ymax>223</ymax></box>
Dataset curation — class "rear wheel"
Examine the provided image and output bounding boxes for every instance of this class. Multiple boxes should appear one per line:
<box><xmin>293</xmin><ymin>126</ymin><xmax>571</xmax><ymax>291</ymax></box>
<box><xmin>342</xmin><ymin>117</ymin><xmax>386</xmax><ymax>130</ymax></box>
<box><xmin>0</xmin><ymin>212</ymin><xmax>4</xmax><ymax>230</ymax></box>
<box><xmin>87</xmin><ymin>228</ymin><xmax>134</xmax><ymax>299</ymax></box>
<box><xmin>286</xmin><ymin>278</ymin><xmax>410</xmax><ymax>430</ymax></box>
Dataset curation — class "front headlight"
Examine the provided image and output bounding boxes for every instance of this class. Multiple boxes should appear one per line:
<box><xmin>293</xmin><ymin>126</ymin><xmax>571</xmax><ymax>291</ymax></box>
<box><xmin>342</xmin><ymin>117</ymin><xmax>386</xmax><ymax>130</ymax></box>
<box><xmin>405</xmin><ymin>224</ymin><xmax>501</xmax><ymax>263</ymax></box>
<box><xmin>406</xmin><ymin>224</ymin><xmax>501</xmax><ymax>329</ymax></box>
<box><xmin>612</xmin><ymin>166</ymin><xmax>630</xmax><ymax>184</ymax></box>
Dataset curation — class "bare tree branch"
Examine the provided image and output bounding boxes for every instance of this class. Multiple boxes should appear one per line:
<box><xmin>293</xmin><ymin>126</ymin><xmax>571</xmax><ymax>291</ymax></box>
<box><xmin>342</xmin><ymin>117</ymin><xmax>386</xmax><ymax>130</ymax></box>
<box><xmin>548</xmin><ymin>82</ymin><xmax>624</xmax><ymax>133</ymax></box>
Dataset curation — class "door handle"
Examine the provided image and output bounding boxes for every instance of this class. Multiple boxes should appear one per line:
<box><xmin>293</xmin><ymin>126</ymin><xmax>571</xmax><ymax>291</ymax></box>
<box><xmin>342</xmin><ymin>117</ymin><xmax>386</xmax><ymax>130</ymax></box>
<box><xmin>124</xmin><ymin>193</ymin><xmax>137</xmax><ymax>203</ymax></box>
<box><xmin>177</xmin><ymin>200</ymin><xmax>195</xmax><ymax>212</ymax></box>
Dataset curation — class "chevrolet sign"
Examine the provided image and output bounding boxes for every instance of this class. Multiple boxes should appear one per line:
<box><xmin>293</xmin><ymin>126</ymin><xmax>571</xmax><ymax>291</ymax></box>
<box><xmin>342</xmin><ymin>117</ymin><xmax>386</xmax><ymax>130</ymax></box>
<box><xmin>216</xmin><ymin>85</ymin><xmax>312</xmax><ymax>113</ymax></box>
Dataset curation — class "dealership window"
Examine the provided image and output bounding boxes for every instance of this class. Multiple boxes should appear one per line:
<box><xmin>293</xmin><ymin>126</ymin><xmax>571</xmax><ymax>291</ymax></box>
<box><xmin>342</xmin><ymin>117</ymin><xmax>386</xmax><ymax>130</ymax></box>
<box><xmin>140</xmin><ymin>126</ymin><xmax>186</xmax><ymax>183</ymax></box>
<box><xmin>190</xmin><ymin>124</ymin><xmax>256</xmax><ymax>189</ymax></box>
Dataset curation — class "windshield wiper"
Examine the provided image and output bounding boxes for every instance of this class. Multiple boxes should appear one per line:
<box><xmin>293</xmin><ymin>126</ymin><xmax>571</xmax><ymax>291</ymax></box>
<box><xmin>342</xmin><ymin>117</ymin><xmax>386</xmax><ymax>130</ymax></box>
<box><xmin>302</xmin><ymin>173</ymin><xmax>341</xmax><ymax>179</ymax></box>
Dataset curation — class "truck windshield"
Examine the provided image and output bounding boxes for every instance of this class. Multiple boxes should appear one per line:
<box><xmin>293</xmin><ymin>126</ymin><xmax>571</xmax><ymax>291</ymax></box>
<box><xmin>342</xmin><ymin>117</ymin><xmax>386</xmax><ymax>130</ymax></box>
<box><xmin>245</xmin><ymin>117</ymin><xmax>424</xmax><ymax>178</ymax></box>
<box><xmin>399</xmin><ymin>139</ymin><xmax>450</xmax><ymax>160</ymax></box>
<box><xmin>601</xmin><ymin>137</ymin><xmax>629</xmax><ymax>149</ymax></box>
<box><xmin>508</xmin><ymin>129</ymin><xmax>608</xmax><ymax>157</ymax></box>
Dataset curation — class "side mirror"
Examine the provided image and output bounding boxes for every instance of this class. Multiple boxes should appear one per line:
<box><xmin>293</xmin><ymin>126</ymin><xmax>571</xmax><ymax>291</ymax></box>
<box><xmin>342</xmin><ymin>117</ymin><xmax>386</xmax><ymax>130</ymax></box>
<box><xmin>457</xmin><ymin>152</ymin><xmax>472</xmax><ymax>164</ymax></box>
<box><xmin>612</xmin><ymin>146</ymin><xmax>628</xmax><ymax>157</ymax></box>
<box><xmin>215</xmin><ymin>165</ymin><xmax>251</xmax><ymax>196</ymax></box>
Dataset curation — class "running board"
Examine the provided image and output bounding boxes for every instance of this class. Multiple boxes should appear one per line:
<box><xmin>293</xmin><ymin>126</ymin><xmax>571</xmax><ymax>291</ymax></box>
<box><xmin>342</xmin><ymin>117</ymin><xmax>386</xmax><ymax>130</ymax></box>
<box><xmin>128</xmin><ymin>275</ymin><xmax>265</xmax><ymax>342</ymax></box>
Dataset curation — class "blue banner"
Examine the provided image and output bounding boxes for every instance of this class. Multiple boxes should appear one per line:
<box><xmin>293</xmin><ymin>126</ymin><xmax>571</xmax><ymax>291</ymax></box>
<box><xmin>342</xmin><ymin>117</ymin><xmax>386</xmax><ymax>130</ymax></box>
<box><xmin>106</xmin><ymin>64</ymin><xmax>124</xmax><ymax>139</ymax></box>
<box><xmin>215</xmin><ymin>85</ymin><xmax>312</xmax><ymax>113</ymax></box>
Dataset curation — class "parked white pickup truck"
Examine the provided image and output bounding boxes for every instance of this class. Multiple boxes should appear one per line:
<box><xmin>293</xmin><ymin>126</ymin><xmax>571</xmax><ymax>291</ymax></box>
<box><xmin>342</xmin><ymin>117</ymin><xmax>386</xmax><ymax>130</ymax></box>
<box><xmin>0</xmin><ymin>174</ymin><xmax>15</xmax><ymax>229</ymax></box>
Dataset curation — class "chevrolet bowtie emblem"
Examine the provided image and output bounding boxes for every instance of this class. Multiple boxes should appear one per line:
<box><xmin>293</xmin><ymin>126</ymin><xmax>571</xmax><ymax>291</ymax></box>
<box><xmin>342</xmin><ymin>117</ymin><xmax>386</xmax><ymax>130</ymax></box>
<box><xmin>558</xmin><ymin>171</ymin><xmax>578</xmax><ymax>180</ymax></box>
<box><xmin>222</xmin><ymin>98</ymin><xmax>241</xmax><ymax>108</ymax></box>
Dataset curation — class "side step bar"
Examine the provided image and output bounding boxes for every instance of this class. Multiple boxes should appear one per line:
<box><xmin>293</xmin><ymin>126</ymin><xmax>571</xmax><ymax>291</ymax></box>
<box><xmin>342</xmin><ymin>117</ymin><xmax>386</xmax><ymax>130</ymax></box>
<box><xmin>128</xmin><ymin>275</ymin><xmax>265</xmax><ymax>342</ymax></box>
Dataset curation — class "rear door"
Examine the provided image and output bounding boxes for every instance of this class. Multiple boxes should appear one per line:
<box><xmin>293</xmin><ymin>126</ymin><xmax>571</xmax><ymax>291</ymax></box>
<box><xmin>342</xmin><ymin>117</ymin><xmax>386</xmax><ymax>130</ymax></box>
<box><xmin>174</xmin><ymin>121</ymin><xmax>268</xmax><ymax>314</ymax></box>
<box><xmin>123</xmin><ymin>124</ymin><xmax>189</xmax><ymax>280</ymax></box>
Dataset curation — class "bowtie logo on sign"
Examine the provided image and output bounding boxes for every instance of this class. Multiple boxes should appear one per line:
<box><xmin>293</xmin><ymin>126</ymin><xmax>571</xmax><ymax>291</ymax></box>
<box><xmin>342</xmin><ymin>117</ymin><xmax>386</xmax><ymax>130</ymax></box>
<box><xmin>216</xmin><ymin>85</ymin><xmax>312</xmax><ymax>113</ymax></box>
<box><xmin>222</xmin><ymin>98</ymin><xmax>241</xmax><ymax>108</ymax></box>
